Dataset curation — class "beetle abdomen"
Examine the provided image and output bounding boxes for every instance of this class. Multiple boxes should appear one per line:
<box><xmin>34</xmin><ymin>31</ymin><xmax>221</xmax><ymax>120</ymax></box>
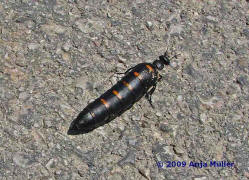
<box><xmin>67</xmin><ymin>63</ymin><xmax>156</xmax><ymax>135</ymax></box>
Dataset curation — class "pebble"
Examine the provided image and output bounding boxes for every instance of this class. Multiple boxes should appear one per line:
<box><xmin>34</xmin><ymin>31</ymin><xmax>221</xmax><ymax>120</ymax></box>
<box><xmin>145</xmin><ymin>21</ymin><xmax>153</xmax><ymax>30</ymax></box>
<box><xmin>127</xmin><ymin>138</ymin><xmax>137</xmax><ymax>146</ymax></box>
<box><xmin>118</xmin><ymin>150</ymin><xmax>136</xmax><ymax>166</ymax></box>
<box><xmin>177</xmin><ymin>95</ymin><xmax>183</xmax><ymax>102</ymax></box>
<box><xmin>193</xmin><ymin>177</ymin><xmax>207</xmax><ymax>180</ymax></box>
<box><xmin>162</xmin><ymin>145</ymin><xmax>174</xmax><ymax>156</ymax></box>
<box><xmin>55</xmin><ymin>170</ymin><xmax>62</xmax><ymax>175</ymax></box>
<box><xmin>62</xmin><ymin>41</ymin><xmax>71</xmax><ymax>52</ymax></box>
<box><xmin>27</xmin><ymin>43</ymin><xmax>40</xmax><ymax>50</ymax></box>
<box><xmin>170</xmin><ymin>61</ymin><xmax>178</xmax><ymax>68</ymax></box>
<box><xmin>41</xmin><ymin>23</ymin><xmax>67</xmax><ymax>34</ymax></box>
<box><xmin>156</xmin><ymin>111</ymin><xmax>162</xmax><ymax>117</ymax></box>
<box><xmin>169</xmin><ymin>24</ymin><xmax>184</xmax><ymax>34</ymax></box>
<box><xmin>159</xmin><ymin>123</ymin><xmax>172</xmax><ymax>133</ymax></box>
<box><xmin>19</xmin><ymin>92</ymin><xmax>29</xmax><ymax>100</ymax></box>
<box><xmin>44</xmin><ymin>120</ymin><xmax>52</xmax><ymax>128</ymax></box>
<box><xmin>236</xmin><ymin>76</ymin><xmax>248</xmax><ymax>87</ymax></box>
<box><xmin>46</xmin><ymin>159</ymin><xmax>55</xmax><ymax>169</ymax></box>
<box><xmin>173</xmin><ymin>146</ymin><xmax>184</xmax><ymax>156</ymax></box>
<box><xmin>33</xmin><ymin>123</ymin><xmax>40</xmax><ymax>128</ymax></box>
<box><xmin>75</xmin><ymin>77</ymin><xmax>89</xmax><ymax>90</ymax></box>
<box><xmin>206</xmin><ymin>15</ymin><xmax>218</xmax><ymax>22</ymax></box>
<box><xmin>108</xmin><ymin>173</ymin><xmax>123</xmax><ymax>180</ymax></box>
<box><xmin>13</xmin><ymin>153</ymin><xmax>33</xmax><ymax>168</ymax></box>
<box><xmin>200</xmin><ymin>113</ymin><xmax>207</xmax><ymax>123</ymax></box>
<box><xmin>75</xmin><ymin>19</ymin><xmax>105</xmax><ymax>33</ymax></box>
<box><xmin>132</xmin><ymin>115</ymin><xmax>140</xmax><ymax>121</ymax></box>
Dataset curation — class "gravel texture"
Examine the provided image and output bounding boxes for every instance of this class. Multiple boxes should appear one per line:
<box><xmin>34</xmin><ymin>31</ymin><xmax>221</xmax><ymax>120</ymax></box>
<box><xmin>0</xmin><ymin>0</ymin><xmax>248</xmax><ymax>179</ymax></box>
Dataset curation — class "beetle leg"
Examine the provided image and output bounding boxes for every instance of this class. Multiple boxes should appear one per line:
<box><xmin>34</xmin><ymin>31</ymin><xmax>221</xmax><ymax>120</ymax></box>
<box><xmin>116</xmin><ymin>67</ymin><xmax>134</xmax><ymax>75</ymax></box>
<box><xmin>124</xmin><ymin>67</ymin><xmax>134</xmax><ymax>74</ymax></box>
<box><xmin>158</xmin><ymin>74</ymin><xmax>162</xmax><ymax>81</ymax></box>
<box><xmin>145</xmin><ymin>88</ymin><xmax>156</xmax><ymax>108</ymax></box>
<box><xmin>145</xmin><ymin>81</ymin><xmax>157</xmax><ymax>108</ymax></box>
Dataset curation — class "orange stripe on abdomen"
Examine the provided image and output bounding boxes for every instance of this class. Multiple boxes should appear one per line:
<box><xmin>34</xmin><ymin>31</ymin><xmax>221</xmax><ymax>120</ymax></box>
<box><xmin>112</xmin><ymin>90</ymin><xmax>122</xmax><ymax>99</ymax></box>
<box><xmin>100</xmin><ymin>98</ymin><xmax>110</xmax><ymax>108</ymax></box>
<box><xmin>133</xmin><ymin>71</ymin><xmax>142</xmax><ymax>80</ymax></box>
<box><xmin>146</xmin><ymin>64</ymin><xmax>154</xmax><ymax>72</ymax></box>
<box><xmin>122</xmin><ymin>81</ymin><xmax>133</xmax><ymax>91</ymax></box>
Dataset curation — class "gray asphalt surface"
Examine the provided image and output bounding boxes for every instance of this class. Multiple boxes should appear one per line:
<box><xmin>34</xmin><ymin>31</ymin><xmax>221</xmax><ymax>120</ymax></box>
<box><xmin>0</xmin><ymin>0</ymin><xmax>248</xmax><ymax>179</ymax></box>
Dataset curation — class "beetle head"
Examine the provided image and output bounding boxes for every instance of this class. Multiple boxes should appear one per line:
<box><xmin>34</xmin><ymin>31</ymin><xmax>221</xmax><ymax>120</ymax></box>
<box><xmin>153</xmin><ymin>52</ymin><xmax>171</xmax><ymax>70</ymax></box>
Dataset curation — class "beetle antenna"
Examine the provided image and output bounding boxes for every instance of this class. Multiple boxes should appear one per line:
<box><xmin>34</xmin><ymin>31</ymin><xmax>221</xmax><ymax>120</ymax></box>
<box><xmin>163</xmin><ymin>51</ymin><xmax>180</xmax><ymax>65</ymax></box>
<box><xmin>170</xmin><ymin>53</ymin><xmax>180</xmax><ymax>59</ymax></box>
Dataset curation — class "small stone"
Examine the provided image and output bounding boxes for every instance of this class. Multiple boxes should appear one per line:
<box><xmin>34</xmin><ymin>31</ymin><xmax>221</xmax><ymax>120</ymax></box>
<box><xmin>177</xmin><ymin>113</ymin><xmax>184</xmax><ymax>120</ymax></box>
<box><xmin>159</xmin><ymin>123</ymin><xmax>173</xmax><ymax>133</ymax></box>
<box><xmin>200</xmin><ymin>113</ymin><xmax>207</xmax><ymax>123</ymax></box>
<box><xmin>236</xmin><ymin>76</ymin><xmax>248</xmax><ymax>87</ymax></box>
<box><xmin>232</xmin><ymin>113</ymin><xmax>242</xmax><ymax>121</ymax></box>
<box><xmin>25</xmin><ymin>20</ymin><xmax>35</xmax><ymax>29</ymax></box>
<box><xmin>146</xmin><ymin>21</ymin><xmax>153</xmax><ymax>30</ymax></box>
<box><xmin>206</xmin><ymin>15</ymin><xmax>218</xmax><ymax>22</ymax></box>
<box><xmin>117</xmin><ymin>122</ymin><xmax>125</xmax><ymax>131</ymax></box>
<box><xmin>132</xmin><ymin>115</ymin><xmax>140</xmax><ymax>121</ymax></box>
<box><xmin>111</xmin><ymin>20</ymin><xmax>121</xmax><ymax>27</ymax></box>
<box><xmin>33</xmin><ymin>123</ymin><xmax>40</xmax><ymax>128</ymax></box>
<box><xmin>44</xmin><ymin>120</ymin><xmax>52</xmax><ymax>128</ymax></box>
<box><xmin>177</xmin><ymin>95</ymin><xmax>183</xmax><ymax>102</ymax></box>
<box><xmin>156</xmin><ymin>112</ymin><xmax>162</xmax><ymax>117</ymax></box>
<box><xmin>60</xmin><ymin>102</ymin><xmax>74</xmax><ymax>117</ymax></box>
<box><xmin>28</xmin><ymin>43</ymin><xmax>39</xmax><ymax>50</ymax></box>
<box><xmin>173</xmin><ymin>146</ymin><xmax>184</xmax><ymax>156</ymax></box>
<box><xmin>169</xmin><ymin>25</ymin><xmax>184</xmax><ymax>34</ymax></box>
<box><xmin>127</xmin><ymin>138</ymin><xmax>137</xmax><ymax>146</ymax></box>
<box><xmin>75</xmin><ymin>19</ymin><xmax>104</xmax><ymax>33</ymax></box>
<box><xmin>116</xmin><ymin>63</ymin><xmax>124</xmax><ymax>69</ymax></box>
<box><xmin>107</xmin><ymin>12</ymin><xmax>111</xmax><ymax>18</ymax></box>
<box><xmin>40</xmin><ymin>167</ymin><xmax>49</xmax><ymax>176</ymax></box>
<box><xmin>118</xmin><ymin>150</ymin><xmax>136</xmax><ymax>166</ymax></box>
<box><xmin>162</xmin><ymin>145</ymin><xmax>174</xmax><ymax>155</ymax></box>
<box><xmin>13</xmin><ymin>153</ymin><xmax>34</xmax><ymax>168</ymax></box>
<box><xmin>183</xmin><ymin>64</ymin><xmax>202</xmax><ymax>80</ymax></box>
<box><xmin>19</xmin><ymin>92</ymin><xmax>28</xmax><ymax>100</ymax></box>
<box><xmin>76</xmin><ymin>77</ymin><xmax>89</xmax><ymax>90</ymax></box>
<box><xmin>55</xmin><ymin>170</ymin><xmax>62</xmax><ymax>175</ymax></box>
<box><xmin>62</xmin><ymin>52</ymin><xmax>71</xmax><ymax>61</ymax></box>
<box><xmin>15</xmin><ymin>58</ymin><xmax>27</xmax><ymax>67</ymax></box>
<box><xmin>236</xmin><ymin>58</ymin><xmax>248</xmax><ymax>71</ymax></box>
<box><xmin>64</xmin><ymin>160</ymin><xmax>68</xmax><ymax>166</ymax></box>
<box><xmin>243</xmin><ymin>28</ymin><xmax>249</xmax><ymax>39</ymax></box>
<box><xmin>62</xmin><ymin>41</ymin><xmax>71</xmax><ymax>52</ymax></box>
<box><xmin>108</xmin><ymin>173</ymin><xmax>123</xmax><ymax>180</ymax></box>
<box><xmin>200</xmin><ymin>96</ymin><xmax>224</xmax><ymax>110</ymax></box>
<box><xmin>171</xmin><ymin>125</ymin><xmax>178</xmax><ymax>137</ymax></box>
<box><xmin>170</xmin><ymin>61</ymin><xmax>177</xmax><ymax>68</ymax></box>
<box><xmin>0</xmin><ymin>110</ymin><xmax>3</xmax><ymax>119</ymax></box>
<box><xmin>110</xmin><ymin>76</ymin><xmax>118</xmax><ymax>86</ymax></box>
<box><xmin>42</xmin><ymin>23</ymin><xmax>67</xmax><ymax>34</ymax></box>
<box><xmin>193</xmin><ymin>176</ymin><xmax>207</xmax><ymax>180</ymax></box>
<box><xmin>46</xmin><ymin>159</ymin><xmax>55</xmax><ymax>169</ymax></box>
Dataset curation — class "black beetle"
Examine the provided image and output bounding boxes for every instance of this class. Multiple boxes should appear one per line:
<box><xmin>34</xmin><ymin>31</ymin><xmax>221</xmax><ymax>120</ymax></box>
<box><xmin>68</xmin><ymin>52</ymin><xmax>171</xmax><ymax>135</ymax></box>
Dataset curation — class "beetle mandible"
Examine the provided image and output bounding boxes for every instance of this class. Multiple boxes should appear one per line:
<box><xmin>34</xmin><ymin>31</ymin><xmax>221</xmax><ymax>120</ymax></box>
<box><xmin>68</xmin><ymin>52</ymin><xmax>171</xmax><ymax>135</ymax></box>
